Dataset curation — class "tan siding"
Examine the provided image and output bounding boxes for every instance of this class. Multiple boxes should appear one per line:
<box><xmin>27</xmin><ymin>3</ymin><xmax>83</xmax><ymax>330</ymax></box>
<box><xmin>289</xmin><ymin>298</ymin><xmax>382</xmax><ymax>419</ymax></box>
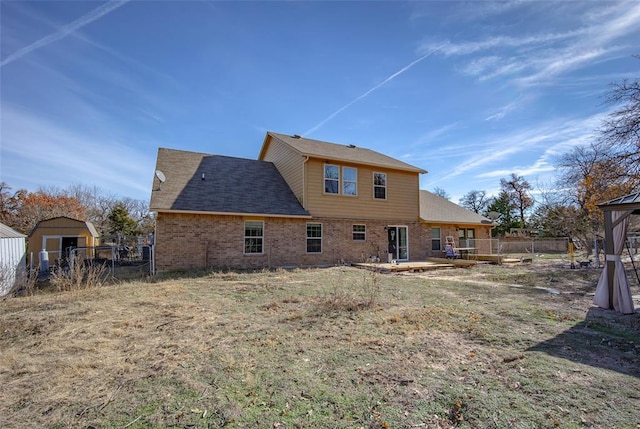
<box><xmin>304</xmin><ymin>159</ymin><xmax>420</xmax><ymax>220</ymax></box>
<box><xmin>260</xmin><ymin>136</ymin><xmax>304</xmax><ymax>204</ymax></box>
<box><xmin>27</xmin><ymin>218</ymin><xmax>97</xmax><ymax>266</ymax></box>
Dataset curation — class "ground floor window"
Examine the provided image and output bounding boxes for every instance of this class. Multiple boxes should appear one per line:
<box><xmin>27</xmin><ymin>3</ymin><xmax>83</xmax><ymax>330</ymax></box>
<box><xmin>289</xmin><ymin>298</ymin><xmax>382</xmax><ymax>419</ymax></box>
<box><xmin>352</xmin><ymin>224</ymin><xmax>366</xmax><ymax>241</ymax></box>
<box><xmin>244</xmin><ymin>221</ymin><xmax>264</xmax><ymax>254</ymax></box>
<box><xmin>458</xmin><ymin>228</ymin><xmax>475</xmax><ymax>248</ymax></box>
<box><xmin>306</xmin><ymin>223</ymin><xmax>322</xmax><ymax>253</ymax></box>
<box><xmin>431</xmin><ymin>227</ymin><xmax>441</xmax><ymax>251</ymax></box>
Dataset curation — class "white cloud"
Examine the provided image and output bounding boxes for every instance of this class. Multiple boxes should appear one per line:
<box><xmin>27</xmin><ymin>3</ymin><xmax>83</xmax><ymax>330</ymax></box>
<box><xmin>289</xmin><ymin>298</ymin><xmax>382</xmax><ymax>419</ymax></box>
<box><xmin>419</xmin><ymin>1</ymin><xmax>640</xmax><ymax>87</ymax></box>
<box><xmin>432</xmin><ymin>111</ymin><xmax>608</xmax><ymax>185</ymax></box>
<box><xmin>485</xmin><ymin>100</ymin><xmax>520</xmax><ymax>121</ymax></box>
<box><xmin>422</xmin><ymin>30</ymin><xmax>584</xmax><ymax>58</ymax></box>
<box><xmin>1</xmin><ymin>104</ymin><xmax>155</xmax><ymax>199</ymax></box>
<box><xmin>1</xmin><ymin>0</ymin><xmax>130</xmax><ymax>68</ymax></box>
<box><xmin>305</xmin><ymin>44</ymin><xmax>446</xmax><ymax>136</ymax></box>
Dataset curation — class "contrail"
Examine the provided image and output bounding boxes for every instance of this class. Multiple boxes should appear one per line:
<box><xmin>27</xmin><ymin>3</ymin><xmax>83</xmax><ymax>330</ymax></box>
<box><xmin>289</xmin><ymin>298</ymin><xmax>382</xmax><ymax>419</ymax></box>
<box><xmin>304</xmin><ymin>44</ymin><xmax>446</xmax><ymax>136</ymax></box>
<box><xmin>1</xmin><ymin>0</ymin><xmax>129</xmax><ymax>68</ymax></box>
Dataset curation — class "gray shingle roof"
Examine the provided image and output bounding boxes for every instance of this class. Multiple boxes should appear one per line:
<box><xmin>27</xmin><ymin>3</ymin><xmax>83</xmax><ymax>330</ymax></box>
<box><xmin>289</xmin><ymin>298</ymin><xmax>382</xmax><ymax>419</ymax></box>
<box><xmin>150</xmin><ymin>148</ymin><xmax>310</xmax><ymax>217</ymax></box>
<box><xmin>263</xmin><ymin>132</ymin><xmax>427</xmax><ymax>174</ymax></box>
<box><xmin>419</xmin><ymin>190</ymin><xmax>492</xmax><ymax>225</ymax></box>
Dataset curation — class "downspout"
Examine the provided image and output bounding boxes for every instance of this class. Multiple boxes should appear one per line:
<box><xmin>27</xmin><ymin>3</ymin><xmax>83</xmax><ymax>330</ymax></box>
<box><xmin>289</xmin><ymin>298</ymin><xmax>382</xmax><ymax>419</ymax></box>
<box><xmin>152</xmin><ymin>214</ymin><xmax>157</xmax><ymax>275</ymax></box>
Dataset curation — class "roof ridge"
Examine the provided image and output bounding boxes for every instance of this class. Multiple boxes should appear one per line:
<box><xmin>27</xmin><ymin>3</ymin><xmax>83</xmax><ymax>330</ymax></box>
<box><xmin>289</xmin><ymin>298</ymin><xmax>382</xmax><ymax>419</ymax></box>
<box><xmin>266</xmin><ymin>131</ymin><xmax>426</xmax><ymax>174</ymax></box>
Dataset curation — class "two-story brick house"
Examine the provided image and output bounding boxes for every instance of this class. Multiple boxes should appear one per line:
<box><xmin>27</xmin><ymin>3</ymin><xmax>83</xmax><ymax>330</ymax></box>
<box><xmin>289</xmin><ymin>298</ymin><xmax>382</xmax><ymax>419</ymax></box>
<box><xmin>149</xmin><ymin>132</ymin><xmax>489</xmax><ymax>271</ymax></box>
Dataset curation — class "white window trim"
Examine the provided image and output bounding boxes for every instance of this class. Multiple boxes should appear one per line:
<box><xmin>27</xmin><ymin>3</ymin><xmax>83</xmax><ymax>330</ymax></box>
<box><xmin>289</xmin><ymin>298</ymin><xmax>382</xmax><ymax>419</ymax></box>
<box><xmin>306</xmin><ymin>222</ymin><xmax>323</xmax><ymax>254</ymax></box>
<box><xmin>388</xmin><ymin>225</ymin><xmax>409</xmax><ymax>261</ymax></box>
<box><xmin>41</xmin><ymin>234</ymin><xmax>84</xmax><ymax>261</ymax></box>
<box><xmin>352</xmin><ymin>224</ymin><xmax>366</xmax><ymax>241</ymax></box>
<box><xmin>431</xmin><ymin>227</ymin><xmax>442</xmax><ymax>251</ymax></box>
<box><xmin>243</xmin><ymin>221</ymin><xmax>264</xmax><ymax>255</ymax></box>
<box><xmin>324</xmin><ymin>164</ymin><xmax>340</xmax><ymax>195</ymax></box>
<box><xmin>342</xmin><ymin>166</ymin><xmax>358</xmax><ymax>197</ymax></box>
<box><xmin>373</xmin><ymin>172</ymin><xmax>387</xmax><ymax>200</ymax></box>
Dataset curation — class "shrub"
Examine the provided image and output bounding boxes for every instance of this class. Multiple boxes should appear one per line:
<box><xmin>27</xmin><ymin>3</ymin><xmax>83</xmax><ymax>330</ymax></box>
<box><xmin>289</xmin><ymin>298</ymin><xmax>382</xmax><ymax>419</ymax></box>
<box><xmin>50</xmin><ymin>256</ymin><xmax>111</xmax><ymax>292</ymax></box>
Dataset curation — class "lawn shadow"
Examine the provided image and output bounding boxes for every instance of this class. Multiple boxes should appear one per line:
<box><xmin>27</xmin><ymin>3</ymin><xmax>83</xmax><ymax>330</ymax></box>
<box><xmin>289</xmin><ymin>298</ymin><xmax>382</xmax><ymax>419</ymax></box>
<box><xmin>528</xmin><ymin>306</ymin><xmax>640</xmax><ymax>378</ymax></box>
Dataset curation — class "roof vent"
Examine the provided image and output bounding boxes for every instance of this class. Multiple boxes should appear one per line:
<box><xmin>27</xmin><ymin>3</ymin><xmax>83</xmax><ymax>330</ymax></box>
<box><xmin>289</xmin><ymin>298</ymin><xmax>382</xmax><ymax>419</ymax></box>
<box><xmin>347</xmin><ymin>144</ymin><xmax>356</xmax><ymax>148</ymax></box>
<box><xmin>292</xmin><ymin>134</ymin><xmax>302</xmax><ymax>139</ymax></box>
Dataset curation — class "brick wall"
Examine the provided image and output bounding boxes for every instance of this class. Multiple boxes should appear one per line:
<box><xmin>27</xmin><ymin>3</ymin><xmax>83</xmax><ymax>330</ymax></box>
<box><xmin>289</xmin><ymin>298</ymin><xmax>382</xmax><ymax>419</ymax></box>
<box><xmin>422</xmin><ymin>224</ymin><xmax>493</xmax><ymax>257</ymax></box>
<box><xmin>154</xmin><ymin>212</ymin><xmax>426</xmax><ymax>271</ymax></box>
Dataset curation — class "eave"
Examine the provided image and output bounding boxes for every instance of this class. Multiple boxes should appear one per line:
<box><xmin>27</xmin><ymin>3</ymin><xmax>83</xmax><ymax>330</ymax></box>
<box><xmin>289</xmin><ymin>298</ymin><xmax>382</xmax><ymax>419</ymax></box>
<box><xmin>151</xmin><ymin>208</ymin><xmax>312</xmax><ymax>219</ymax></box>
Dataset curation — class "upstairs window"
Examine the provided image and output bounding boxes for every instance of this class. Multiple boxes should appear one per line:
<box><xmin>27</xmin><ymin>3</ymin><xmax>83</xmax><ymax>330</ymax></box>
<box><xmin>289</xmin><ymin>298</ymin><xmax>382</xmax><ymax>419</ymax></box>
<box><xmin>325</xmin><ymin>164</ymin><xmax>358</xmax><ymax>196</ymax></box>
<box><xmin>373</xmin><ymin>172</ymin><xmax>387</xmax><ymax>200</ymax></box>
<box><xmin>324</xmin><ymin>165</ymin><xmax>339</xmax><ymax>194</ymax></box>
<box><xmin>342</xmin><ymin>167</ymin><xmax>357</xmax><ymax>196</ymax></box>
<box><xmin>244</xmin><ymin>221</ymin><xmax>264</xmax><ymax>254</ymax></box>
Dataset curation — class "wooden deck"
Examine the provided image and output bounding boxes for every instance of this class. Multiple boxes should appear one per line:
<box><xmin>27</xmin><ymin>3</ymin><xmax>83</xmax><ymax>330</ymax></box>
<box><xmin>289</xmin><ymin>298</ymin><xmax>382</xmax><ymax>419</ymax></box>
<box><xmin>425</xmin><ymin>257</ymin><xmax>478</xmax><ymax>267</ymax></box>
<box><xmin>351</xmin><ymin>254</ymin><xmax>520</xmax><ymax>273</ymax></box>
<box><xmin>351</xmin><ymin>261</ymin><xmax>455</xmax><ymax>273</ymax></box>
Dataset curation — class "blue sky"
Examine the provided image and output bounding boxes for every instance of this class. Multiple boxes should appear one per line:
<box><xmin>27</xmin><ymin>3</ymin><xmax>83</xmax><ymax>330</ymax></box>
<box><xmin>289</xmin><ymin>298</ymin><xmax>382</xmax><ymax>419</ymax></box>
<box><xmin>1</xmin><ymin>1</ymin><xmax>639</xmax><ymax>204</ymax></box>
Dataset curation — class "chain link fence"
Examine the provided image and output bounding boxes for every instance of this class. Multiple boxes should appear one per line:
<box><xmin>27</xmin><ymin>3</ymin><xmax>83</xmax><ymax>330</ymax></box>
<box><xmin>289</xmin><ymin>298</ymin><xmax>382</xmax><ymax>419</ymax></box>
<box><xmin>30</xmin><ymin>244</ymin><xmax>154</xmax><ymax>280</ymax></box>
<box><xmin>460</xmin><ymin>237</ymin><xmax>571</xmax><ymax>262</ymax></box>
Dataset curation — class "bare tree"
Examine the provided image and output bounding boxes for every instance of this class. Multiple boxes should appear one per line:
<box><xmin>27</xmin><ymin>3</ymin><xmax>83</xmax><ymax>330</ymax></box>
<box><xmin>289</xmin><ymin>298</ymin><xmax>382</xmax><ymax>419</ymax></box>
<box><xmin>432</xmin><ymin>187</ymin><xmax>450</xmax><ymax>200</ymax></box>
<box><xmin>597</xmin><ymin>58</ymin><xmax>640</xmax><ymax>186</ymax></box>
<box><xmin>459</xmin><ymin>190</ymin><xmax>490</xmax><ymax>214</ymax></box>
<box><xmin>558</xmin><ymin>143</ymin><xmax>633</xmax><ymax>215</ymax></box>
<box><xmin>499</xmin><ymin>173</ymin><xmax>533</xmax><ymax>228</ymax></box>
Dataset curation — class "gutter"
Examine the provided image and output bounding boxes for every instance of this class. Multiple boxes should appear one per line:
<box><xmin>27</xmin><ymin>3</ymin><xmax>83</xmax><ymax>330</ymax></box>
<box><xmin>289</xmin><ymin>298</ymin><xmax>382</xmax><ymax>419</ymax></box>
<box><xmin>152</xmin><ymin>209</ymin><xmax>312</xmax><ymax>219</ymax></box>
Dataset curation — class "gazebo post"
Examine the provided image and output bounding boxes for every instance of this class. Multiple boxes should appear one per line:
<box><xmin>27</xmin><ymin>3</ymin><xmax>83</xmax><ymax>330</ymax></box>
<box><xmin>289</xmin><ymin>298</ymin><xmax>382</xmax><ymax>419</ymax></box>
<box><xmin>602</xmin><ymin>210</ymin><xmax>615</xmax><ymax>309</ymax></box>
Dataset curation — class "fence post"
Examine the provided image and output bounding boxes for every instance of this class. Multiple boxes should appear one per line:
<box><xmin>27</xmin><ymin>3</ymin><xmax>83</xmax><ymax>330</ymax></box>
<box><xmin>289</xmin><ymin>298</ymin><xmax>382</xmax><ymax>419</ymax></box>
<box><xmin>69</xmin><ymin>248</ymin><xmax>76</xmax><ymax>272</ymax></box>
<box><xmin>531</xmin><ymin>240</ymin><xmax>535</xmax><ymax>260</ymax></box>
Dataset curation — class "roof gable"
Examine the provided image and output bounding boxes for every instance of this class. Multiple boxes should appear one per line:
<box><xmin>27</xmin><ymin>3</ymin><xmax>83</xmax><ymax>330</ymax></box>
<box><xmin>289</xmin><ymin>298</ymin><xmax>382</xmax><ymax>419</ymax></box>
<box><xmin>419</xmin><ymin>190</ymin><xmax>492</xmax><ymax>225</ymax></box>
<box><xmin>150</xmin><ymin>148</ymin><xmax>309</xmax><ymax>217</ymax></box>
<box><xmin>260</xmin><ymin>132</ymin><xmax>427</xmax><ymax>174</ymax></box>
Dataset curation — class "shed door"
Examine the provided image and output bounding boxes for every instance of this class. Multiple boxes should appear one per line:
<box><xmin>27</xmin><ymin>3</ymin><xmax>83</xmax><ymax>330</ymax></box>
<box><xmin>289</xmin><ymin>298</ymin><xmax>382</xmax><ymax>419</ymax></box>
<box><xmin>61</xmin><ymin>237</ymin><xmax>78</xmax><ymax>262</ymax></box>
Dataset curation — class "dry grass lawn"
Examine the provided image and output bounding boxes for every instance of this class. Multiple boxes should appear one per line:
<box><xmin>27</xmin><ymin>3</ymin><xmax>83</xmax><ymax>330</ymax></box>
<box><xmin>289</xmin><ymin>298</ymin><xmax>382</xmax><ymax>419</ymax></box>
<box><xmin>1</xmin><ymin>260</ymin><xmax>639</xmax><ymax>428</ymax></box>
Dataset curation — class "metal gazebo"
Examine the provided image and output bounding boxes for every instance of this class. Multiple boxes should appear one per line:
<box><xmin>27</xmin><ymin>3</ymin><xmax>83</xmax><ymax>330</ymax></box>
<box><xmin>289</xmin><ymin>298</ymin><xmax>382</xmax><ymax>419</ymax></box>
<box><xmin>593</xmin><ymin>191</ymin><xmax>640</xmax><ymax>314</ymax></box>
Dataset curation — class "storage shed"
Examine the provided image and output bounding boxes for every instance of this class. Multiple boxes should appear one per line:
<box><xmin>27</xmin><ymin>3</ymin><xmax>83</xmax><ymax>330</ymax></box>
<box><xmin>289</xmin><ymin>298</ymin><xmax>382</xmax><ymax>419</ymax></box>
<box><xmin>0</xmin><ymin>222</ymin><xmax>27</xmax><ymax>296</ymax></box>
<box><xmin>27</xmin><ymin>217</ymin><xmax>100</xmax><ymax>268</ymax></box>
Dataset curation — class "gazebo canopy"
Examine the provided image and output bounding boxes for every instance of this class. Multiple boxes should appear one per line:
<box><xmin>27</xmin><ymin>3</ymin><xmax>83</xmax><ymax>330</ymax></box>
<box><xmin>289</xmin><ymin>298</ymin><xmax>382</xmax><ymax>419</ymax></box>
<box><xmin>598</xmin><ymin>191</ymin><xmax>640</xmax><ymax>214</ymax></box>
<box><xmin>594</xmin><ymin>190</ymin><xmax>640</xmax><ymax>314</ymax></box>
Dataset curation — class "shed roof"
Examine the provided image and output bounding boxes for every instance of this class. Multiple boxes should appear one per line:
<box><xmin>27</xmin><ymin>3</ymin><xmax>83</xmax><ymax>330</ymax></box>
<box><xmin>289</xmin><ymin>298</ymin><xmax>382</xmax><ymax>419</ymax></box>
<box><xmin>0</xmin><ymin>222</ymin><xmax>26</xmax><ymax>238</ymax></box>
<box><xmin>150</xmin><ymin>148</ymin><xmax>310</xmax><ymax>217</ymax></box>
<box><xmin>419</xmin><ymin>190</ymin><xmax>492</xmax><ymax>225</ymax></box>
<box><xmin>28</xmin><ymin>217</ymin><xmax>99</xmax><ymax>237</ymax></box>
<box><xmin>261</xmin><ymin>132</ymin><xmax>427</xmax><ymax>174</ymax></box>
